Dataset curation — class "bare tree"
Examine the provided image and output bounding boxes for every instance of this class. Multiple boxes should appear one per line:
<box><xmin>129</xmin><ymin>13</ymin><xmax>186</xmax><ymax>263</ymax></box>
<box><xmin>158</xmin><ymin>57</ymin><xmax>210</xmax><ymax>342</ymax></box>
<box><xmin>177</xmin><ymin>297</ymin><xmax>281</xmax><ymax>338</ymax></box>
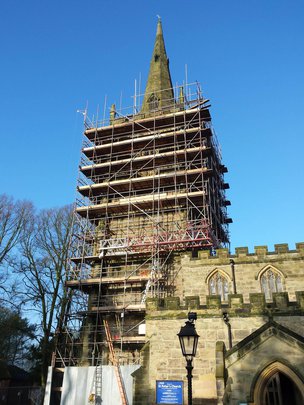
<box><xmin>0</xmin><ymin>194</ymin><xmax>33</xmax><ymax>301</ymax></box>
<box><xmin>16</xmin><ymin>204</ymin><xmax>75</xmax><ymax>384</ymax></box>
<box><xmin>0</xmin><ymin>194</ymin><xmax>33</xmax><ymax>265</ymax></box>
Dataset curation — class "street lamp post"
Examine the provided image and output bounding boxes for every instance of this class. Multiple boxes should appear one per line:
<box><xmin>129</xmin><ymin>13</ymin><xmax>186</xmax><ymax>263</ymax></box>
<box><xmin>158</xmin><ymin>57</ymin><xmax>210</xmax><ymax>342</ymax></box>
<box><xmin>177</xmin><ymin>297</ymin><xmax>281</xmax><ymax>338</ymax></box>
<box><xmin>177</xmin><ymin>312</ymin><xmax>199</xmax><ymax>405</ymax></box>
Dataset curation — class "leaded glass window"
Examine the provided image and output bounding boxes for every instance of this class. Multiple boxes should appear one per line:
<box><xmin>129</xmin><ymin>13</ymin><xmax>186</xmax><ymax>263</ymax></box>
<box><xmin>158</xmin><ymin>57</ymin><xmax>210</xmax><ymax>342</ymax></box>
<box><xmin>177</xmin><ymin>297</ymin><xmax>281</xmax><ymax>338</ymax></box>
<box><xmin>260</xmin><ymin>268</ymin><xmax>283</xmax><ymax>300</ymax></box>
<box><xmin>209</xmin><ymin>272</ymin><xmax>229</xmax><ymax>301</ymax></box>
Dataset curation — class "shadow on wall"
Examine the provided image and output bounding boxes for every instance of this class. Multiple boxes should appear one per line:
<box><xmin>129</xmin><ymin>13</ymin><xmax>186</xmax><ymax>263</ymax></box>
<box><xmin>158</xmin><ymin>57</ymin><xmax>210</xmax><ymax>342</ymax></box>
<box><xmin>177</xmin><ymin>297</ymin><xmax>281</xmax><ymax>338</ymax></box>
<box><xmin>193</xmin><ymin>399</ymin><xmax>217</xmax><ymax>405</ymax></box>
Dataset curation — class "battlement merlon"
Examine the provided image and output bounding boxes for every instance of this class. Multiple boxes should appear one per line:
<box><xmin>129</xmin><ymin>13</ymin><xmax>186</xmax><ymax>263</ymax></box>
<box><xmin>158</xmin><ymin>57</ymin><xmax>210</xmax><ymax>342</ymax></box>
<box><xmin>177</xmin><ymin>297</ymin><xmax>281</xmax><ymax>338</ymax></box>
<box><xmin>145</xmin><ymin>291</ymin><xmax>304</xmax><ymax>317</ymax></box>
<box><xmin>180</xmin><ymin>242</ymin><xmax>304</xmax><ymax>264</ymax></box>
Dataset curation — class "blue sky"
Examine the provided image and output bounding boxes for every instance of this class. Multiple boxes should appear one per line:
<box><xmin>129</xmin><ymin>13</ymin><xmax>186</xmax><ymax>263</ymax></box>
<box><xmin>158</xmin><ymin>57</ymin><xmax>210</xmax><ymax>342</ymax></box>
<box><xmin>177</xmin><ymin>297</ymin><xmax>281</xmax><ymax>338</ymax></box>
<box><xmin>0</xmin><ymin>0</ymin><xmax>303</xmax><ymax>252</ymax></box>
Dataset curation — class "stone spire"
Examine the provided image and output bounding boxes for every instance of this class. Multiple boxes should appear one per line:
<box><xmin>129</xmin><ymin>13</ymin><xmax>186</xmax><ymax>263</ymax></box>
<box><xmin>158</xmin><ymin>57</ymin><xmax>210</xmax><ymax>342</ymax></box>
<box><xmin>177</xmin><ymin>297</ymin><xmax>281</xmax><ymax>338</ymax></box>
<box><xmin>141</xmin><ymin>19</ymin><xmax>174</xmax><ymax>114</ymax></box>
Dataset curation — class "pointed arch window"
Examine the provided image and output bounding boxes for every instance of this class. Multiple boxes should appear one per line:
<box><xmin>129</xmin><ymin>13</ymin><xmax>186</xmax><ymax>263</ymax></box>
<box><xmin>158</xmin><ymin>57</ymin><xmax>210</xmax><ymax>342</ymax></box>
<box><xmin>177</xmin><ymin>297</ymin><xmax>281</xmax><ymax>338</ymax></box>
<box><xmin>148</xmin><ymin>94</ymin><xmax>159</xmax><ymax>111</ymax></box>
<box><xmin>260</xmin><ymin>267</ymin><xmax>284</xmax><ymax>300</ymax></box>
<box><xmin>208</xmin><ymin>271</ymin><xmax>229</xmax><ymax>301</ymax></box>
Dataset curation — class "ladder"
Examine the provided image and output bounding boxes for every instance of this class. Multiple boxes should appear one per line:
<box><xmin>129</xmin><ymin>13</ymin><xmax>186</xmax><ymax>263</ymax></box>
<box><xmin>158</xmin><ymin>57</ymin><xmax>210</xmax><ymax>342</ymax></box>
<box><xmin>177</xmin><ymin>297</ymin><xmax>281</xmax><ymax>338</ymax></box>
<box><xmin>95</xmin><ymin>365</ymin><xmax>102</xmax><ymax>401</ymax></box>
<box><xmin>103</xmin><ymin>319</ymin><xmax>129</xmax><ymax>405</ymax></box>
<box><xmin>88</xmin><ymin>354</ymin><xmax>102</xmax><ymax>404</ymax></box>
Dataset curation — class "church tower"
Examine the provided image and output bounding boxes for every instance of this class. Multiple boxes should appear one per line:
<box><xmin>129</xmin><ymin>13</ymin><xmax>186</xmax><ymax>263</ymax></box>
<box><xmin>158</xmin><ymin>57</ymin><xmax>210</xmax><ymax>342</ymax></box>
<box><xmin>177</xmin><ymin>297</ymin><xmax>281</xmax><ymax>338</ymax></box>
<box><xmin>49</xmin><ymin>20</ymin><xmax>231</xmax><ymax>404</ymax></box>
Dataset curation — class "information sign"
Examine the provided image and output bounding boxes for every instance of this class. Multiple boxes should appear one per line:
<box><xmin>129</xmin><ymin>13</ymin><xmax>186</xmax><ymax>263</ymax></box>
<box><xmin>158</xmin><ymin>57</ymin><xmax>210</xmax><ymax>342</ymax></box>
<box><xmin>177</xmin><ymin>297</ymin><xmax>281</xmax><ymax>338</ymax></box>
<box><xmin>156</xmin><ymin>380</ymin><xmax>183</xmax><ymax>404</ymax></box>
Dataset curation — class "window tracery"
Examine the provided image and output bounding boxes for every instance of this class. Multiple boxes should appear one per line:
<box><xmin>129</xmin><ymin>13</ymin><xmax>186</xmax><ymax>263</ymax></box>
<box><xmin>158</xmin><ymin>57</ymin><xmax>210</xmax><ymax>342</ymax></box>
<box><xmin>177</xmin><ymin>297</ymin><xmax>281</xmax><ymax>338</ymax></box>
<box><xmin>208</xmin><ymin>271</ymin><xmax>229</xmax><ymax>301</ymax></box>
<box><xmin>260</xmin><ymin>267</ymin><xmax>284</xmax><ymax>300</ymax></box>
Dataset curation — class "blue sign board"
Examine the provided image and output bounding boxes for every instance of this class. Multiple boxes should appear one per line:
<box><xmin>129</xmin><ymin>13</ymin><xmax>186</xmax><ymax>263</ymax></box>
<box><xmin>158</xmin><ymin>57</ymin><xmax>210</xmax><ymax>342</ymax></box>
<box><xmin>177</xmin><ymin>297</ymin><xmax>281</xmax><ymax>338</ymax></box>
<box><xmin>156</xmin><ymin>380</ymin><xmax>183</xmax><ymax>404</ymax></box>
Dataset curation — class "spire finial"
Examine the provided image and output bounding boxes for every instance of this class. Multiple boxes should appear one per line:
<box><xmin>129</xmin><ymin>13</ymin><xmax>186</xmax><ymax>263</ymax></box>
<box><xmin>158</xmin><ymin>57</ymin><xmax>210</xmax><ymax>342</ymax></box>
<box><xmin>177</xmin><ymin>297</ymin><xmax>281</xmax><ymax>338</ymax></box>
<box><xmin>156</xmin><ymin>14</ymin><xmax>161</xmax><ymax>22</ymax></box>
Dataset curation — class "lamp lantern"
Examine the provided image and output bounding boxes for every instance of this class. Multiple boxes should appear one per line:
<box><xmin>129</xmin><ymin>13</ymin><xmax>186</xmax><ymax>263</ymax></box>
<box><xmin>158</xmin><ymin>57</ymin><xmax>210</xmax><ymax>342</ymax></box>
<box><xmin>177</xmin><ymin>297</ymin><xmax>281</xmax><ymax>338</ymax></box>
<box><xmin>177</xmin><ymin>313</ymin><xmax>199</xmax><ymax>405</ymax></box>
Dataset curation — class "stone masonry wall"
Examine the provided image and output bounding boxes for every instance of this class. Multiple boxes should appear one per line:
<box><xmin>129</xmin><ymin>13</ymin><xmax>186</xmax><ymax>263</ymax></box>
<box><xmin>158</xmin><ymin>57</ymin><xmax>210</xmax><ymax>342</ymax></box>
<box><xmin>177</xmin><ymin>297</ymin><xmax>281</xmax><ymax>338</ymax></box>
<box><xmin>144</xmin><ymin>315</ymin><xmax>268</xmax><ymax>403</ymax></box>
<box><xmin>174</xmin><ymin>243</ymin><xmax>304</xmax><ymax>305</ymax></box>
<box><xmin>133</xmin><ymin>243</ymin><xmax>304</xmax><ymax>404</ymax></box>
<box><xmin>139</xmin><ymin>308</ymin><xmax>304</xmax><ymax>404</ymax></box>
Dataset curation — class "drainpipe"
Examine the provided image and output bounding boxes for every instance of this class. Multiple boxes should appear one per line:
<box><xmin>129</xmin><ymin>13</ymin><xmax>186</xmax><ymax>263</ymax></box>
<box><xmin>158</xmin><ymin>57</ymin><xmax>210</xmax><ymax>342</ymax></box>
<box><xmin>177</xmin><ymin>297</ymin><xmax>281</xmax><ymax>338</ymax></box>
<box><xmin>230</xmin><ymin>259</ymin><xmax>237</xmax><ymax>294</ymax></box>
<box><xmin>222</xmin><ymin>312</ymin><xmax>232</xmax><ymax>349</ymax></box>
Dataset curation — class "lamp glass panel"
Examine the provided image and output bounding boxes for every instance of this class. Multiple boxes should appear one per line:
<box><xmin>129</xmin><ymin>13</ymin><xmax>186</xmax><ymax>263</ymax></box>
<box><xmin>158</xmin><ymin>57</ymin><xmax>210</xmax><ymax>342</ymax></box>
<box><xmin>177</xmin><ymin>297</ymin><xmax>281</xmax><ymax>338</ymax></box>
<box><xmin>182</xmin><ymin>335</ymin><xmax>195</xmax><ymax>356</ymax></box>
<box><xmin>193</xmin><ymin>335</ymin><xmax>198</xmax><ymax>356</ymax></box>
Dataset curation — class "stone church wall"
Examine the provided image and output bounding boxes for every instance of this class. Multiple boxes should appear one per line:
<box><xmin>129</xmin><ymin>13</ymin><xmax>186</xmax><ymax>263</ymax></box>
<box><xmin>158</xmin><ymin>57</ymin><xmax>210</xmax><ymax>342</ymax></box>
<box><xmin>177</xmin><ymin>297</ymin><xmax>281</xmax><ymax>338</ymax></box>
<box><xmin>175</xmin><ymin>243</ymin><xmax>304</xmax><ymax>304</ymax></box>
<box><xmin>134</xmin><ymin>243</ymin><xmax>304</xmax><ymax>404</ymax></box>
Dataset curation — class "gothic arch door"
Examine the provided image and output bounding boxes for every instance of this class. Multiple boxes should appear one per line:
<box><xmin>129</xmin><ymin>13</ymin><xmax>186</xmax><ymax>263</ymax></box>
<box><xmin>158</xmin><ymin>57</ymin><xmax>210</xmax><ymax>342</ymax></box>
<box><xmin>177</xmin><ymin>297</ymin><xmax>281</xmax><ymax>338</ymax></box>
<box><xmin>263</xmin><ymin>372</ymin><xmax>302</xmax><ymax>405</ymax></box>
<box><xmin>253</xmin><ymin>362</ymin><xmax>304</xmax><ymax>405</ymax></box>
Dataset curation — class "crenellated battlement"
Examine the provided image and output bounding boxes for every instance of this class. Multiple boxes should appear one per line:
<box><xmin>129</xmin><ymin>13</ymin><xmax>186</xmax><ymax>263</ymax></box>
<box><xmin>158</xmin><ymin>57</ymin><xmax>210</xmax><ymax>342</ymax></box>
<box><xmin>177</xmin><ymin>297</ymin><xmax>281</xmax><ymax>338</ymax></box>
<box><xmin>146</xmin><ymin>291</ymin><xmax>304</xmax><ymax>316</ymax></box>
<box><xmin>179</xmin><ymin>242</ymin><xmax>304</xmax><ymax>263</ymax></box>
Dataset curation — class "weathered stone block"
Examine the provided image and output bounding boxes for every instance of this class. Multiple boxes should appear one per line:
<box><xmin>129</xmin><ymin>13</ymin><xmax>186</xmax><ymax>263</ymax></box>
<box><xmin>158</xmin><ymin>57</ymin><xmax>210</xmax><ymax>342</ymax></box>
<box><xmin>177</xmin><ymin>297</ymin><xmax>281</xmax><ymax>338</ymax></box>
<box><xmin>164</xmin><ymin>296</ymin><xmax>180</xmax><ymax>310</ymax></box>
<box><xmin>273</xmin><ymin>292</ymin><xmax>289</xmax><ymax>308</ymax></box>
<box><xmin>215</xmin><ymin>341</ymin><xmax>225</xmax><ymax>379</ymax></box>
<box><xmin>228</xmin><ymin>294</ymin><xmax>244</xmax><ymax>309</ymax></box>
<box><xmin>185</xmin><ymin>295</ymin><xmax>200</xmax><ymax>309</ymax></box>
<box><xmin>296</xmin><ymin>291</ymin><xmax>304</xmax><ymax>309</ymax></box>
<box><xmin>235</xmin><ymin>247</ymin><xmax>249</xmax><ymax>256</ymax></box>
<box><xmin>296</xmin><ymin>242</ymin><xmax>304</xmax><ymax>252</ymax></box>
<box><xmin>274</xmin><ymin>243</ymin><xmax>289</xmax><ymax>253</ymax></box>
<box><xmin>206</xmin><ymin>295</ymin><xmax>221</xmax><ymax>309</ymax></box>
<box><xmin>198</xmin><ymin>250</ymin><xmax>210</xmax><ymax>259</ymax></box>
<box><xmin>216</xmin><ymin>248</ymin><xmax>229</xmax><ymax>259</ymax></box>
<box><xmin>146</xmin><ymin>298</ymin><xmax>160</xmax><ymax>311</ymax></box>
<box><xmin>249</xmin><ymin>293</ymin><xmax>266</xmax><ymax>311</ymax></box>
<box><xmin>254</xmin><ymin>245</ymin><xmax>268</xmax><ymax>256</ymax></box>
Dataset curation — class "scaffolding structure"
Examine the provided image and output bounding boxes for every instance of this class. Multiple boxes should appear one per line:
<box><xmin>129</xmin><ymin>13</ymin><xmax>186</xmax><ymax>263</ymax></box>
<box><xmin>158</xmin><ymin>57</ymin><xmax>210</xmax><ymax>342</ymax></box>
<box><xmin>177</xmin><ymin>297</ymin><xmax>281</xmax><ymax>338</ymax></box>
<box><xmin>53</xmin><ymin>82</ymin><xmax>231</xmax><ymax>377</ymax></box>
<box><xmin>45</xmin><ymin>85</ymin><xmax>231</xmax><ymax>405</ymax></box>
